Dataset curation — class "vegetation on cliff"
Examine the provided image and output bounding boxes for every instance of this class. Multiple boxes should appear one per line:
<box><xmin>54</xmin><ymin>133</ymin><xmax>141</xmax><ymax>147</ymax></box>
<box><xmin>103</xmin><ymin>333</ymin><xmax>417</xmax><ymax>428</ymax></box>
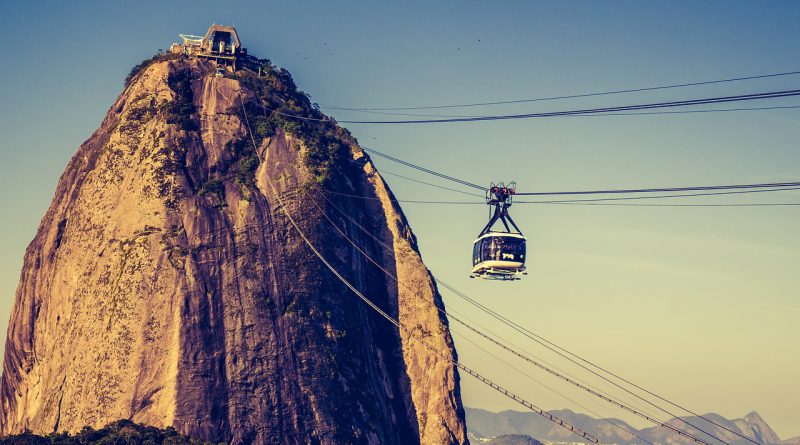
<box><xmin>237</xmin><ymin>59</ymin><xmax>356</xmax><ymax>184</ymax></box>
<box><xmin>124</xmin><ymin>53</ymin><xmax>357</xmax><ymax>194</ymax></box>
<box><xmin>0</xmin><ymin>420</ymin><xmax>216</xmax><ymax>445</ymax></box>
<box><xmin>125</xmin><ymin>53</ymin><xmax>180</xmax><ymax>88</ymax></box>
<box><xmin>161</xmin><ymin>67</ymin><xmax>198</xmax><ymax>132</ymax></box>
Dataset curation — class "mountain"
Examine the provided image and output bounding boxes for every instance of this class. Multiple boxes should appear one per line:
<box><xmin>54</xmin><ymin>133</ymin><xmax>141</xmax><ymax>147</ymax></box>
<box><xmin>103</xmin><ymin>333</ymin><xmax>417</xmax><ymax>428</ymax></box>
<box><xmin>466</xmin><ymin>407</ymin><xmax>638</xmax><ymax>444</ymax></box>
<box><xmin>642</xmin><ymin>410</ymin><xmax>782</xmax><ymax>445</ymax></box>
<box><xmin>0</xmin><ymin>49</ymin><xmax>468</xmax><ymax>444</ymax></box>
<box><xmin>466</xmin><ymin>407</ymin><xmax>786</xmax><ymax>445</ymax></box>
<box><xmin>484</xmin><ymin>435</ymin><xmax>545</xmax><ymax>445</ymax></box>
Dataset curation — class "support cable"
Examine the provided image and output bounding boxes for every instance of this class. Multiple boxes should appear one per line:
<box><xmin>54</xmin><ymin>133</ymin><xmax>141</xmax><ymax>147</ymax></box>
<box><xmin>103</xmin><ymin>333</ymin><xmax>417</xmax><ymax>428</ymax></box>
<box><xmin>378</xmin><ymin>168</ymin><xmax>484</xmax><ymax>197</ymax></box>
<box><xmin>361</xmin><ymin>146</ymin><xmax>486</xmax><ymax>190</ymax></box>
<box><xmin>515</xmin><ymin>182</ymin><xmax>800</xmax><ymax>196</ymax></box>
<box><xmin>359</xmin><ymin>145</ymin><xmax>800</xmax><ymax>202</ymax></box>
<box><xmin>433</xmin><ymin>282</ymin><xmax>761</xmax><ymax>445</ymax></box>
<box><xmin>280</xmin><ymin>89</ymin><xmax>800</xmax><ymax>124</ymax></box>
<box><xmin>318</xmin><ymin>186</ymin><xmax>800</xmax><ymax>206</ymax></box>
<box><xmin>319</xmin><ymin>104</ymin><xmax>800</xmax><ymax>119</ymax></box>
<box><xmin>515</xmin><ymin>186</ymin><xmax>800</xmax><ymax>203</ymax></box>
<box><xmin>283</xmin><ymin>104</ymin><xmax>800</xmax><ymax>120</ymax></box>
<box><xmin>452</xmin><ymin>325</ymin><xmax>655</xmax><ymax>445</ymax></box>
<box><xmin>318</xmin><ymin>69</ymin><xmax>800</xmax><ymax>111</ymax></box>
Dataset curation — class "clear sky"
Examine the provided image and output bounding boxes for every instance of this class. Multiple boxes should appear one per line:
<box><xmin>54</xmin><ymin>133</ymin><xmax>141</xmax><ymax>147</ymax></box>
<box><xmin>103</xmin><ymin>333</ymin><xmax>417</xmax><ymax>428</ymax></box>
<box><xmin>1</xmin><ymin>0</ymin><xmax>798</xmax><ymax>439</ymax></box>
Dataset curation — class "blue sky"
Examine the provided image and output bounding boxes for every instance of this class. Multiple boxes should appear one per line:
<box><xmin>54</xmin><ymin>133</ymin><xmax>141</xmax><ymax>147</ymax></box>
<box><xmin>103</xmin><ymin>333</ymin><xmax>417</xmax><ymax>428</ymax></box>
<box><xmin>1</xmin><ymin>0</ymin><xmax>798</xmax><ymax>438</ymax></box>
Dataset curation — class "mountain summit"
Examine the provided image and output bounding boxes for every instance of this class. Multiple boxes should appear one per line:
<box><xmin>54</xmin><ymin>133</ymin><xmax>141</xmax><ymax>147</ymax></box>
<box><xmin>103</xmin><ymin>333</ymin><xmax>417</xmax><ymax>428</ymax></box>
<box><xmin>0</xmin><ymin>29</ymin><xmax>468</xmax><ymax>444</ymax></box>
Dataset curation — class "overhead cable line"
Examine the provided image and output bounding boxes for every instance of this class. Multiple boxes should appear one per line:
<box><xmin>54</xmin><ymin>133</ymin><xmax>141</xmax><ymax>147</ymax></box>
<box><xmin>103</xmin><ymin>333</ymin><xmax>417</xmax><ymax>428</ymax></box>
<box><xmin>324</xmin><ymin>103</ymin><xmax>800</xmax><ymax>119</ymax></box>
<box><xmin>444</xmin><ymin>297</ymin><xmax>663</xmax><ymax>435</ymax></box>
<box><xmin>541</xmin><ymin>104</ymin><xmax>800</xmax><ymax>118</ymax></box>
<box><xmin>282</xmin><ymin>89</ymin><xmax>800</xmax><ymax>124</ymax></box>
<box><xmin>362</xmin><ymin>146</ymin><xmax>486</xmax><ymax>190</ymax></box>
<box><xmin>493</xmin><ymin>186</ymin><xmax>800</xmax><ymax>203</ymax></box>
<box><xmin>361</xmin><ymin>145</ymin><xmax>800</xmax><ymax>200</ymax></box>
<box><xmin>530</xmin><ymin>201</ymin><xmax>800</xmax><ymax>207</ymax></box>
<box><xmin>319</xmin><ymin>186</ymin><xmax>800</xmax><ymax>206</ymax></box>
<box><xmin>515</xmin><ymin>181</ymin><xmax>800</xmax><ymax>196</ymax></box>
<box><xmin>238</xmin><ymin>87</ymin><xmax>600</xmax><ymax>445</ymax></box>
<box><xmin>313</xmin><ymin>190</ymin><xmax>721</xmax><ymax>445</ymax></box>
<box><xmin>450</xmin><ymin>308</ymin><xmax>718</xmax><ymax>445</ymax></box>
<box><xmin>433</xmin><ymin>279</ymin><xmax>763</xmax><ymax>445</ymax></box>
<box><xmin>283</xmin><ymin>104</ymin><xmax>800</xmax><ymax>121</ymax></box>
<box><xmin>318</xmin><ymin>189</ymin><xmax>762</xmax><ymax>445</ymax></box>
<box><xmin>318</xmin><ymin>69</ymin><xmax>800</xmax><ymax>111</ymax></box>
<box><xmin>365</xmin><ymin>151</ymin><xmax>800</xmax><ymax>204</ymax></box>
<box><xmin>378</xmin><ymin>168</ymin><xmax>484</xmax><ymax>197</ymax></box>
<box><xmin>450</xmin><ymin>326</ymin><xmax>655</xmax><ymax>445</ymax></box>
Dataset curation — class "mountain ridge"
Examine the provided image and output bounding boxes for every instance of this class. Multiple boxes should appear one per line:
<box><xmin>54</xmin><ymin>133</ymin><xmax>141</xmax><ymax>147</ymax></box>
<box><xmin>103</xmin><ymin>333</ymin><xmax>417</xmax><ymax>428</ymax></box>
<box><xmin>466</xmin><ymin>407</ymin><xmax>788</xmax><ymax>445</ymax></box>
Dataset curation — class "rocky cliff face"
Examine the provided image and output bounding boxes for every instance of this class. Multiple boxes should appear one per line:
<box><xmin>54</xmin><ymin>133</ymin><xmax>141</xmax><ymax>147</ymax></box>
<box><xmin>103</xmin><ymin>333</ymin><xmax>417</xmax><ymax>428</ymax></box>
<box><xmin>0</xmin><ymin>56</ymin><xmax>468</xmax><ymax>444</ymax></box>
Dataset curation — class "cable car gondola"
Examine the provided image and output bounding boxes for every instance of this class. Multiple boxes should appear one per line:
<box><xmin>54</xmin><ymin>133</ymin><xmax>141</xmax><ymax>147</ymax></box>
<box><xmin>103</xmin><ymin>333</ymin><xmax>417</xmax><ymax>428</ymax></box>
<box><xmin>471</xmin><ymin>182</ymin><xmax>527</xmax><ymax>280</ymax></box>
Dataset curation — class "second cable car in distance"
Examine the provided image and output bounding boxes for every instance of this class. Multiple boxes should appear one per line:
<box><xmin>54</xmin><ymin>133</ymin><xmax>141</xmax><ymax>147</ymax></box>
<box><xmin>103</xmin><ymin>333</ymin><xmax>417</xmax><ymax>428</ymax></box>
<box><xmin>471</xmin><ymin>182</ymin><xmax>527</xmax><ymax>281</ymax></box>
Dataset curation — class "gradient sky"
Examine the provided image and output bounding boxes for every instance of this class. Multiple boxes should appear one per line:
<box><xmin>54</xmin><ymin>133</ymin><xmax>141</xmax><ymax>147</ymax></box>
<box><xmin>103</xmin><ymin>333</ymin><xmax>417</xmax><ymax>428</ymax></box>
<box><xmin>1</xmin><ymin>0</ymin><xmax>798</xmax><ymax>438</ymax></box>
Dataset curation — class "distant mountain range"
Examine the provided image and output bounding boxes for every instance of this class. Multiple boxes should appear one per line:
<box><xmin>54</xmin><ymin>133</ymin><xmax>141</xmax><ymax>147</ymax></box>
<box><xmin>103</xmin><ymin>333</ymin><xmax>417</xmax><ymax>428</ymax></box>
<box><xmin>471</xmin><ymin>434</ymin><xmax>545</xmax><ymax>445</ymax></box>
<box><xmin>466</xmin><ymin>407</ymin><xmax>799</xmax><ymax>445</ymax></box>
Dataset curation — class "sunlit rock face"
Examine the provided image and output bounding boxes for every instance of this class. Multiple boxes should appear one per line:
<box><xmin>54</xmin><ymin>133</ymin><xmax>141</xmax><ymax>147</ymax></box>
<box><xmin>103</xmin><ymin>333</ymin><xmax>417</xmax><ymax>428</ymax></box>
<box><xmin>0</xmin><ymin>57</ymin><xmax>468</xmax><ymax>445</ymax></box>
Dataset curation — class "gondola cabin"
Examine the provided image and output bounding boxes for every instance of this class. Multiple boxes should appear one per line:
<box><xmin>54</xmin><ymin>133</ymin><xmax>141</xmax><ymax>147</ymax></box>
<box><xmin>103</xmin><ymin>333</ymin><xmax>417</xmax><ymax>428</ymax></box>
<box><xmin>471</xmin><ymin>181</ymin><xmax>527</xmax><ymax>280</ymax></box>
<box><xmin>472</xmin><ymin>232</ymin><xmax>526</xmax><ymax>280</ymax></box>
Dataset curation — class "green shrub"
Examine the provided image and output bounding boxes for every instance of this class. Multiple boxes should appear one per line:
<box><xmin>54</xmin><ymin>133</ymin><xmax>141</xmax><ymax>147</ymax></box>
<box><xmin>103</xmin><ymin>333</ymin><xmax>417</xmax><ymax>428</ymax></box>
<box><xmin>235</xmin><ymin>59</ymin><xmax>359</xmax><ymax>185</ymax></box>
<box><xmin>125</xmin><ymin>57</ymin><xmax>157</xmax><ymax>87</ymax></box>
<box><xmin>199</xmin><ymin>179</ymin><xmax>224</xmax><ymax>197</ymax></box>
<box><xmin>277</xmin><ymin>118</ymin><xmax>303</xmax><ymax>136</ymax></box>
<box><xmin>124</xmin><ymin>53</ymin><xmax>180</xmax><ymax>88</ymax></box>
<box><xmin>161</xmin><ymin>68</ymin><xmax>198</xmax><ymax>132</ymax></box>
<box><xmin>235</xmin><ymin>155</ymin><xmax>260</xmax><ymax>188</ymax></box>
<box><xmin>255</xmin><ymin>117</ymin><xmax>274</xmax><ymax>140</ymax></box>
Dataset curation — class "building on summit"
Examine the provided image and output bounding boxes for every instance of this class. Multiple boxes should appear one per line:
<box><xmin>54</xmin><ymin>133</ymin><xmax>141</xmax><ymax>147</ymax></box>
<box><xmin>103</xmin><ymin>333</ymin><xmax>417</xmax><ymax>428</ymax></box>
<box><xmin>171</xmin><ymin>24</ymin><xmax>259</xmax><ymax>72</ymax></box>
